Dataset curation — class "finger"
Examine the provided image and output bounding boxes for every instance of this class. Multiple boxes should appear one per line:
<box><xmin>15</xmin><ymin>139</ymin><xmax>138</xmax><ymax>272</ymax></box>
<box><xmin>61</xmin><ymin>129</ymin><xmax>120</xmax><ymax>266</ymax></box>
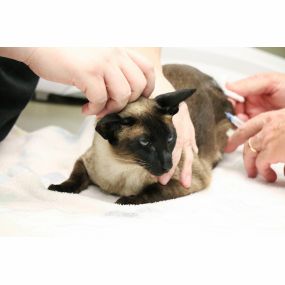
<box><xmin>119</xmin><ymin>56</ymin><xmax>147</xmax><ymax>102</ymax></box>
<box><xmin>185</xmin><ymin>104</ymin><xmax>198</xmax><ymax>154</ymax></box>
<box><xmin>243</xmin><ymin>138</ymin><xmax>258</xmax><ymax>178</ymax></box>
<box><xmin>126</xmin><ymin>49</ymin><xmax>155</xmax><ymax>97</ymax></box>
<box><xmin>104</xmin><ymin>66</ymin><xmax>131</xmax><ymax>113</ymax></box>
<box><xmin>82</xmin><ymin>102</ymin><xmax>105</xmax><ymax>116</ymax></box>
<box><xmin>237</xmin><ymin>113</ymin><xmax>249</xmax><ymax>121</ymax></box>
<box><xmin>255</xmin><ymin>150</ymin><xmax>277</xmax><ymax>182</ymax></box>
<box><xmin>158</xmin><ymin>140</ymin><xmax>183</xmax><ymax>185</ymax></box>
<box><xmin>235</xmin><ymin>101</ymin><xmax>245</xmax><ymax>115</ymax></box>
<box><xmin>180</xmin><ymin>145</ymin><xmax>193</xmax><ymax>188</ymax></box>
<box><xmin>227</xmin><ymin>98</ymin><xmax>236</xmax><ymax>108</ymax></box>
<box><xmin>82</xmin><ymin>76</ymin><xmax>108</xmax><ymax>115</ymax></box>
<box><xmin>224</xmin><ymin>115</ymin><xmax>265</xmax><ymax>152</ymax></box>
<box><xmin>176</xmin><ymin>102</ymin><xmax>198</xmax><ymax>154</ymax></box>
<box><xmin>226</xmin><ymin>73</ymin><xmax>275</xmax><ymax>98</ymax></box>
<box><xmin>96</xmin><ymin>98</ymin><xmax>128</xmax><ymax>118</ymax></box>
<box><xmin>232</xmin><ymin>101</ymin><xmax>250</xmax><ymax>122</ymax></box>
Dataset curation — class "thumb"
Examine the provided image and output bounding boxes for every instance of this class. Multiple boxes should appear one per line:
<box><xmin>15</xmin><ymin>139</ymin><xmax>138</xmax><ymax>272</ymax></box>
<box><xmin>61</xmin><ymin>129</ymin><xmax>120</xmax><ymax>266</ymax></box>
<box><xmin>226</xmin><ymin>73</ymin><xmax>275</xmax><ymax>98</ymax></box>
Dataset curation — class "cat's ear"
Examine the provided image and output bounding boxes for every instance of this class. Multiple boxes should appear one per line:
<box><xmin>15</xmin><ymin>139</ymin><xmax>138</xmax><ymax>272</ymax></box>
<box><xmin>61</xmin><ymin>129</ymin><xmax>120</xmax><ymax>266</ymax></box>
<box><xmin>95</xmin><ymin>113</ymin><xmax>135</xmax><ymax>144</ymax></box>
<box><xmin>155</xmin><ymin>89</ymin><xmax>196</xmax><ymax>115</ymax></box>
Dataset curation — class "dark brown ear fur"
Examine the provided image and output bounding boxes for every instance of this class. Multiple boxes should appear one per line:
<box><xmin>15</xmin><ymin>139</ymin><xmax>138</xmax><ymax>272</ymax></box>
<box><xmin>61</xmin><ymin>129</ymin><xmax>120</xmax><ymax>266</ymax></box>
<box><xmin>155</xmin><ymin>89</ymin><xmax>196</xmax><ymax>115</ymax></box>
<box><xmin>95</xmin><ymin>114</ymin><xmax>136</xmax><ymax>144</ymax></box>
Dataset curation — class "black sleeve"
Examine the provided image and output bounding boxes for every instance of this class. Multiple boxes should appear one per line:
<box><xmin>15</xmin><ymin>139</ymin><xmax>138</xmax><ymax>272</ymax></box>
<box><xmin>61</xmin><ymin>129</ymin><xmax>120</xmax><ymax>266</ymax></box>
<box><xmin>0</xmin><ymin>57</ymin><xmax>39</xmax><ymax>141</ymax></box>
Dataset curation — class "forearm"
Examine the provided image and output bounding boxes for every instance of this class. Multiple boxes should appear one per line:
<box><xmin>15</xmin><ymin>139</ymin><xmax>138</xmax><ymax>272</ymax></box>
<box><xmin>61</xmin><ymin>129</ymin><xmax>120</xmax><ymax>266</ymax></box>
<box><xmin>0</xmin><ymin>47</ymin><xmax>174</xmax><ymax>97</ymax></box>
<box><xmin>0</xmin><ymin>47</ymin><xmax>35</xmax><ymax>63</ymax></box>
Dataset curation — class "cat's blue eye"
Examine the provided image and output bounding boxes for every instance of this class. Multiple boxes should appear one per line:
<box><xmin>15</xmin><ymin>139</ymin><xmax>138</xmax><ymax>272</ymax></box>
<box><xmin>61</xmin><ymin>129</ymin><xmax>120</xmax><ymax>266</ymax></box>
<box><xmin>168</xmin><ymin>133</ymin><xmax>174</xmax><ymax>143</ymax></box>
<box><xmin>139</xmin><ymin>137</ymin><xmax>150</xmax><ymax>146</ymax></box>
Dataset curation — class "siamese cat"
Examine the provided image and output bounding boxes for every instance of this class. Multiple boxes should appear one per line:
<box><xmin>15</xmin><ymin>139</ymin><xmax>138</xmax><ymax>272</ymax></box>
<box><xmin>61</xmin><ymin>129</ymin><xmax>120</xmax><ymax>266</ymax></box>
<box><xmin>48</xmin><ymin>64</ymin><xmax>233</xmax><ymax>204</ymax></box>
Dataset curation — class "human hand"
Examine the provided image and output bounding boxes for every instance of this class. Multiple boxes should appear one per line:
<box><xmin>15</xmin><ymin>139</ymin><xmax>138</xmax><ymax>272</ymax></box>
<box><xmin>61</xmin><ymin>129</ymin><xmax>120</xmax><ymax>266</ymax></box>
<box><xmin>159</xmin><ymin>101</ymin><xmax>198</xmax><ymax>188</ymax></box>
<box><xmin>225</xmin><ymin>109</ymin><xmax>285</xmax><ymax>182</ymax></box>
<box><xmin>152</xmin><ymin>73</ymin><xmax>198</xmax><ymax>188</ymax></box>
<box><xmin>25</xmin><ymin>48</ymin><xmax>155</xmax><ymax>116</ymax></box>
<box><xmin>226</xmin><ymin>72</ymin><xmax>285</xmax><ymax>120</ymax></box>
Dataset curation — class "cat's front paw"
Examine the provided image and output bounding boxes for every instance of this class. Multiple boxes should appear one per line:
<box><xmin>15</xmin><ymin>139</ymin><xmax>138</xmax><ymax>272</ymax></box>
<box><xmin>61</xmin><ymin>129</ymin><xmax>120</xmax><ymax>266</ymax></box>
<box><xmin>48</xmin><ymin>184</ymin><xmax>65</xmax><ymax>193</ymax></box>
<box><xmin>116</xmin><ymin>195</ymin><xmax>146</xmax><ymax>205</ymax></box>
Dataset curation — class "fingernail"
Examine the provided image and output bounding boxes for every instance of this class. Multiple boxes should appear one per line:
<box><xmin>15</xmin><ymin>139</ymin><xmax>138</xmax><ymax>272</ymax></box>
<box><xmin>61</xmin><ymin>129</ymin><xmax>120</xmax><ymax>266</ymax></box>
<box><xmin>159</xmin><ymin>176</ymin><xmax>169</xmax><ymax>185</ymax></box>
<box><xmin>193</xmin><ymin>145</ymin><xmax>199</xmax><ymax>154</ymax></box>
<box><xmin>82</xmin><ymin>104</ymin><xmax>95</xmax><ymax>116</ymax></box>
<box><xmin>183</xmin><ymin>175</ymin><xmax>191</xmax><ymax>188</ymax></box>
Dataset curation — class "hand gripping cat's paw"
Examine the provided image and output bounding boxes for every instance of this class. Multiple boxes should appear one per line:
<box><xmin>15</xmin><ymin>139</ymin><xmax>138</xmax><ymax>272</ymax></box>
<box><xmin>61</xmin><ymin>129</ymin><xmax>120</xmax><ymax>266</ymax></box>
<box><xmin>116</xmin><ymin>195</ymin><xmax>145</xmax><ymax>205</ymax></box>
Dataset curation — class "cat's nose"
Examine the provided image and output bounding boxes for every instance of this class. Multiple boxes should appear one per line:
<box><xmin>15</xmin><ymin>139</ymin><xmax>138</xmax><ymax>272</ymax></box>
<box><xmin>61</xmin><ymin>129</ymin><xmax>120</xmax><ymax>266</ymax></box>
<box><xmin>161</xmin><ymin>152</ymin><xmax>172</xmax><ymax>171</ymax></box>
<box><xmin>162</xmin><ymin>163</ymin><xmax>172</xmax><ymax>172</ymax></box>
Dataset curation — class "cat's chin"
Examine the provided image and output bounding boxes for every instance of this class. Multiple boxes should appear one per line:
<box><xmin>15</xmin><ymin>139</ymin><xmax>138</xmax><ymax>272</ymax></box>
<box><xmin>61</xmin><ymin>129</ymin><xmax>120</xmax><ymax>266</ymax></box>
<box><xmin>148</xmin><ymin>169</ymin><xmax>169</xmax><ymax>177</ymax></box>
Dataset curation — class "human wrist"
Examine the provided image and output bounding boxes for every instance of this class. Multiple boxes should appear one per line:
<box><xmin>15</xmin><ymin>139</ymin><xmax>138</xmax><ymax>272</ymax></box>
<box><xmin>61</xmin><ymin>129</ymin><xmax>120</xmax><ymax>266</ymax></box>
<box><xmin>151</xmin><ymin>69</ymin><xmax>175</xmax><ymax>98</ymax></box>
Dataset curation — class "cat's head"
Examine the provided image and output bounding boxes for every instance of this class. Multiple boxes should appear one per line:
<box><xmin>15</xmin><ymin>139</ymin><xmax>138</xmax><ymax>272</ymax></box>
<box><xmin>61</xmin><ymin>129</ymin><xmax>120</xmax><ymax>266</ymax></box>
<box><xmin>96</xmin><ymin>89</ymin><xmax>195</xmax><ymax>176</ymax></box>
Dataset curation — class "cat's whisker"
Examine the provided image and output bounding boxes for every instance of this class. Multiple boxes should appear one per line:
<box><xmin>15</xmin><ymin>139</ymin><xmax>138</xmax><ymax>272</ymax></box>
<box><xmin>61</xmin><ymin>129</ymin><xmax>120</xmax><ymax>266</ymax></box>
<box><xmin>136</xmin><ymin>160</ymin><xmax>150</xmax><ymax>168</ymax></box>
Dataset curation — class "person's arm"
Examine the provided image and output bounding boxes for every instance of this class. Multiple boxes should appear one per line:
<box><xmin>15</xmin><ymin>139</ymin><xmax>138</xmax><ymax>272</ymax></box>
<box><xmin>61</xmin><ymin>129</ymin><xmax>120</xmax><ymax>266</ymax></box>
<box><xmin>0</xmin><ymin>47</ymin><xmax>35</xmax><ymax>63</ymax></box>
<box><xmin>1</xmin><ymin>47</ymin><xmax>155</xmax><ymax>116</ymax></box>
<box><xmin>0</xmin><ymin>47</ymin><xmax>174</xmax><ymax>115</ymax></box>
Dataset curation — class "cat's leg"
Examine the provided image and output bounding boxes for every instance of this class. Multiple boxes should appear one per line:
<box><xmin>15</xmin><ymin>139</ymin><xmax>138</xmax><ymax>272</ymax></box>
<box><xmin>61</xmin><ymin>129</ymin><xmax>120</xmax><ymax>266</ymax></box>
<box><xmin>116</xmin><ymin>180</ymin><xmax>184</xmax><ymax>205</ymax></box>
<box><xmin>211</xmin><ymin>119</ymin><xmax>233</xmax><ymax>168</ymax></box>
<box><xmin>48</xmin><ymin>159</ymin><xmax>90</xmax><ymax>194</ymax></box>
<box><xmin>116</xmin><ymin>179</ymin><xmax>203</xmax><ymax>205</ymax></box>
<box><xmin>215</xmin><ymin>119</ymin><xmax>232</xmax><ymax>152</ymax></box>
<box><xmin>116</xmin><ymin>158</ymin><xmax>212</xmax><ymax>205</ymax></box>
<box><xmin>116</xmin><ymin>176</ymin><xmax>206</xmax><ymax>205</ymax></box>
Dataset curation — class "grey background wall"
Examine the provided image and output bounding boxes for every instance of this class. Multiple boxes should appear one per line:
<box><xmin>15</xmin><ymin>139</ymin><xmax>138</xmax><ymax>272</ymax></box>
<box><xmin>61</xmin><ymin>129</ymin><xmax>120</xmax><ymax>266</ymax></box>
<box><xmin>257</xmin><ymin>47</ymin><xmax>285</xmax><ymax>58</ymax></box>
